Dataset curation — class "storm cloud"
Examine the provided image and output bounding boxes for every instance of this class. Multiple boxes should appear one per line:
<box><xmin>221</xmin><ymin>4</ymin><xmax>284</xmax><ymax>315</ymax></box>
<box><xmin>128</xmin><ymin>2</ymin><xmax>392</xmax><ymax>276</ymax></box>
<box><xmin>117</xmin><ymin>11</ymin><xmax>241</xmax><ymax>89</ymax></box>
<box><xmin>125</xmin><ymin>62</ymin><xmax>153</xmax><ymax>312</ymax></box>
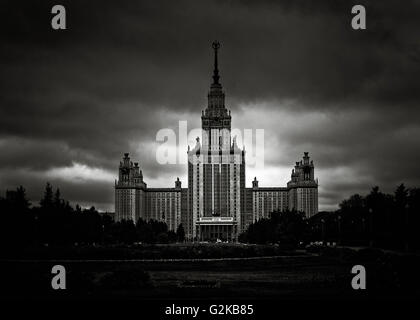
<box><xmin>0</xmin><ymin>0</ymin><xmax>419</xmax><ymax>211</ymax></box>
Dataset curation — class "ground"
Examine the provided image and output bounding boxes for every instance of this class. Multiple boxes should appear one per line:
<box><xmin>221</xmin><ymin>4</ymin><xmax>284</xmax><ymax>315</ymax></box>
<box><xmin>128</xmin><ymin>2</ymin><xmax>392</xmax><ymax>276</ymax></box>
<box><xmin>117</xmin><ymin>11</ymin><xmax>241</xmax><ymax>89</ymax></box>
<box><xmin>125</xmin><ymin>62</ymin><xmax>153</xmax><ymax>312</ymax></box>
<box><xmin>0</xmin><ymin>244</ymin><xmax>419</xmax><ymax>300</ymax></box>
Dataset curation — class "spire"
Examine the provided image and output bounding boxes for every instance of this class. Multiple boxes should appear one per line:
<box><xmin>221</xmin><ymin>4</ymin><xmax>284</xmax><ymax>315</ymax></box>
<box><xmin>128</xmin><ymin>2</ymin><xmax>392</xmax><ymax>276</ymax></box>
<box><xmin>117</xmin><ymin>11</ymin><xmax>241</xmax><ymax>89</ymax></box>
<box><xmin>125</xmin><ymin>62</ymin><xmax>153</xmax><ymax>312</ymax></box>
<box><xmin>202</xmin><ymin>40</ymin><xmax>230</xmax><ymax>124</ymax></box>
<box><xmin>206</xmin><ymin>41</ymin><xmax>225</xmax><ymax>110</ymax></box>
<box><xmin>212</xmin><ymin>41</ymin><xmax>220</xmax><ymax>85</ymax></box>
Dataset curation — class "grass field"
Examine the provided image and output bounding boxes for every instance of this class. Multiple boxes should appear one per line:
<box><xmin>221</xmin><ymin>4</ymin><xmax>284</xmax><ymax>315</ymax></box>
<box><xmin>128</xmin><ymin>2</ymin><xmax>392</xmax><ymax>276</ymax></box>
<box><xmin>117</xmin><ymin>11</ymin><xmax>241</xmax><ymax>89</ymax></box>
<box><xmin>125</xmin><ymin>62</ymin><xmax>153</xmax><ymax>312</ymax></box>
<box><xmin>1</xmin><ymin>244</ymin><xmax>419</xmax><ymax>300</ymax></box>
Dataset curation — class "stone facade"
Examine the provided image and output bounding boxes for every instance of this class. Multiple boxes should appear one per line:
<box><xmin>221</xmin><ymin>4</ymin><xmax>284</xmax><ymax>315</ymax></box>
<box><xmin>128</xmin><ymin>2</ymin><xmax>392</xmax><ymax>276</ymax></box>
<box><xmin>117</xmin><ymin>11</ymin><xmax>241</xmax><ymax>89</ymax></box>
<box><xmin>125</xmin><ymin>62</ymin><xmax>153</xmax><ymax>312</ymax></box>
<box><xmin>114</xmin><ymin>42</ymin><xmax>318</xmax><ymax>240</ymax></box>
<box><xmin>114</xmin><ymin>154</ymin><xmax>183</xmax><ymax>231</ymax></box>
<box><xmin>286</xmin><ymin>152</ymin><xmax>318</xmax><ymax>218</ymax></box>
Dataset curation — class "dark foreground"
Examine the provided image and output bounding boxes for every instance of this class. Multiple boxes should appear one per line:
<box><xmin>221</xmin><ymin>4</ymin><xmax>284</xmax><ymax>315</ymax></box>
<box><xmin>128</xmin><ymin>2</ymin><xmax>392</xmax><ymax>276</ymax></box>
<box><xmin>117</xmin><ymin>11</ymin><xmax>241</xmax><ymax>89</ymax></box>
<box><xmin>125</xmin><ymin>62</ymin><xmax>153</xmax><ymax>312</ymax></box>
<box><xmin>1</xmin><ymin>245</ymin><xmax>419</xmax><ymax>301</ymax></box>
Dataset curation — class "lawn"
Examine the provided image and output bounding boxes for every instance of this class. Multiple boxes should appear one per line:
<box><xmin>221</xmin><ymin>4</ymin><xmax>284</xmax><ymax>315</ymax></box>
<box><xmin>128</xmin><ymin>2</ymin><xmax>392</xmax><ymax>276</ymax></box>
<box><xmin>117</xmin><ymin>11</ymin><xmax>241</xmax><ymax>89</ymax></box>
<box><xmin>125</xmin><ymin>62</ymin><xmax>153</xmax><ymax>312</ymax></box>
<box><xmin>1</xmin><ymin>244</ymin><xmax>419</xmax><ymax>300</ymax></box>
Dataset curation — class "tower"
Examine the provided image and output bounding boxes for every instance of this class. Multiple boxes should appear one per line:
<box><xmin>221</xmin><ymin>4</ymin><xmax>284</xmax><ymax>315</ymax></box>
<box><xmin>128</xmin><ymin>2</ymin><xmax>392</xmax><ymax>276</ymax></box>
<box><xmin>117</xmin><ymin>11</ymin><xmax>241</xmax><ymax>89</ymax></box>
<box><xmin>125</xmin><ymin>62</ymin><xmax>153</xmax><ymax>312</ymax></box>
<box><xmin>252</xmin><ymin>177</ymin><xmax>259</xmax><ymax>189</ymax></box>
<box><xmin>115</xmin><ymin>153</ymin><xmax>146</xmax><ymax>222</ymax></box>
<box><xmin>187</xmin><ymin>41</ymin><xmax>245</xmax><ymax>241</ymax></box>
<box><xmin>287</xmin><ymin>152</ymin><xmax>318</xmax><ymax>218</ymax></box>
<box><xmin>175</xmin><ymin>177</ymin><xmax>182</xmax><ymax>190</ymax></box>
<box><xmin>201</xmin><ymin>41</ymin><xmax>231</xmax><ymax>151</ymax></box>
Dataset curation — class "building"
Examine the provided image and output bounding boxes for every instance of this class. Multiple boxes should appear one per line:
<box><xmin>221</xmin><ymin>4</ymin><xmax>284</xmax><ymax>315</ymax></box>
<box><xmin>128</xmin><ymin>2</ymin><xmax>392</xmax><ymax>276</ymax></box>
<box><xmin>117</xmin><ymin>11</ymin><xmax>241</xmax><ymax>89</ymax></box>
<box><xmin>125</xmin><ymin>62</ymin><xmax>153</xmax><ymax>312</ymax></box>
<box><xmin>115</xmin><ymin>42</ymin><xmax>318</xmax><ymax>240</ymax></box>
<box><xmin>186</xmin><ymin>41</ymin><xmax>245</xmax><ymax>241</ymax></box>
<box><xmin>287</xmin><ymin>152</ymin><xmax>318</xmax><ymax>218</ymax></box>
<box><xmin>114</xmin><ymin>153</ymin><xmax>184</xmax><ymax>231</ymax></box>
<box><xmin>250</xmin><ymin>178</ymin><xmax>289</xmax><ymax>222</ymax></box>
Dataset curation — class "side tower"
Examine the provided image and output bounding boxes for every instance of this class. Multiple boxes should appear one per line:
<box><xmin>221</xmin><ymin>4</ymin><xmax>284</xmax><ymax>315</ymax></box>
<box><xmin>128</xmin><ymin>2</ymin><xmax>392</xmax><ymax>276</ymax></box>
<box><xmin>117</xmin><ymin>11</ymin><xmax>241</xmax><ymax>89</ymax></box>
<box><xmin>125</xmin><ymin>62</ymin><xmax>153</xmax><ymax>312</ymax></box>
<box><xmin>287</xmin><ymin>152</ymin><xmax>318</xmax><ymax>218</ymax></box>
<box><xmin>187</xmin><ymin>42</ymin><xmax>245</xmax><ymax>241</ymax></box>
<box><xmin>115</xmin><ymin>153</ymin><xmax>146</xmax><ymax>222</ymax></box>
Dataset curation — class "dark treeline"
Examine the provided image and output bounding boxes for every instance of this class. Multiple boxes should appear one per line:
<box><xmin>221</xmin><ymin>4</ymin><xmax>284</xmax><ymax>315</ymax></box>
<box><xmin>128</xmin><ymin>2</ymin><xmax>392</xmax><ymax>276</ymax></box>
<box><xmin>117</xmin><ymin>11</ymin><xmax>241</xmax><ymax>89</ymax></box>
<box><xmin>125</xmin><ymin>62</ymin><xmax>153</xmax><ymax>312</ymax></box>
<box><xmin>0</xmin><ymin>183</ymin><xmax>185</xmax><ymax>250</ymax></box>
<box><xmin>1</xmin><ymin>182</ymin><xmax>419</xmax><ymax>252</ymax></box>
<box><xmin>240</xmin><ymin>184</ymin><xmax>420</xmax><ymax>252</ymax></box>
<box><xmin>309</xmin><ymin>184</ymin><xmax>420</xmax><ymax>251</ymax></box>
<box><xmin>239</xmin><ymin>210</ymin><xmax>308</xmax><ymax>247</ymax></box>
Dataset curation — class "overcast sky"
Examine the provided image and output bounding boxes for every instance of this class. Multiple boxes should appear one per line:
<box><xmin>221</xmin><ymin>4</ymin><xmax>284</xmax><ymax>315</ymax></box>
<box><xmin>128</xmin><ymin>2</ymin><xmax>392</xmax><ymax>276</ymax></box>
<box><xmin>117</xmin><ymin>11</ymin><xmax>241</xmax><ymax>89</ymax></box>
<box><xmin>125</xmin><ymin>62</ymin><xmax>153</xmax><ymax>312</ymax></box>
<box><xmin>1</xmin><ymin>0</ymin><xmax>419</xmax><ymax>211</ymax></box>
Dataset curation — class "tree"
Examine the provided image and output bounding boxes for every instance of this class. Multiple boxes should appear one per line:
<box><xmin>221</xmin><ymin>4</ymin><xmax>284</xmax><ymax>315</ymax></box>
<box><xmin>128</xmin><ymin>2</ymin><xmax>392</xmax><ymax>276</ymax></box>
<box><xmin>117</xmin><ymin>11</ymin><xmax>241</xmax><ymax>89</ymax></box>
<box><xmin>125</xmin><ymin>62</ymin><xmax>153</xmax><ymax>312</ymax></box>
<box><xmin>3</xmin><ymin>186</ymin><xmax>31</xmax><ymax>212</ymax></box>
<box><xmin>176</xmin><ymin>224</ymin><xmax>185</xmax><ymax>242</ymax></box>
<box><xmin>241</xmin><ymin>210</ymin><xmax>306</xmax><ymax>246</ymax></box>
<box><xmin>54</xmin><ymin>188</ymin><xmax>62</xmax><ymax>209</ymax></box>
<box><xmin>272</xmin><ymin>210</ymin><xmax>306</xmax><ymax>245</ymax></box>
<box><xmin>339</xmin><ymin>194</ymin><xmax>365</xmax><ymax>215</ymax></box>
<box><xmin>395</xmin><ymin>184</ymin><xmax>408</xmax><ymax>208</ymax></box>
<box><xmin>118</xmin><ymin>220</ymin><xmax>137</xmax><ymax>244</ymax></box>
<box><xmin>156</xmin><ymin>232</ymin><xmax>169</xmax><ymax>244</ymax></box>
<box><xmin>40</xmin><ymin>182</ymin><xmax>54</xmax><ymax>209</ymax></box>
<box><xmin>167</xmin><ymin>230</ymin><xmax>177</xmax><ymax>243</ymax></box>
<box><xmin>395</xmin><ymin>184</ymin><xmax>409</xmax><ymax>250</ymax></box>
<box><xmin>408</xmin><ymin>188</ymin><xmax>420</xmax><ymax>250</ymax></box>
<box><xmin>14</xmin><ymin>186</ymin><xmax>31</xmax><ymax>210</ymax></box>
<box><xmin>0</xmin><ymin>186</ymin><xmax>34</xmax><ymax>249</ymax></box>
<box><xmin>136</xmin><ymin>218</ymin><xmax>152</xmax><ymax>243</ymax></box>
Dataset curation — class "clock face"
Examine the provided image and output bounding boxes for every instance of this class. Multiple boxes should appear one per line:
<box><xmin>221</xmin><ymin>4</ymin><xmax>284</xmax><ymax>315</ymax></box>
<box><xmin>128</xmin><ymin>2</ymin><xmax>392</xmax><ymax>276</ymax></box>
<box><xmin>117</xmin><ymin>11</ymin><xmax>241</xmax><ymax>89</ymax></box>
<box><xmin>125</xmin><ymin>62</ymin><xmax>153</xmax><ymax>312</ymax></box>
<box><xmin>122</xmin><ymin>168</ymin><xmax>129</xmax><ymax>175</ymax></box>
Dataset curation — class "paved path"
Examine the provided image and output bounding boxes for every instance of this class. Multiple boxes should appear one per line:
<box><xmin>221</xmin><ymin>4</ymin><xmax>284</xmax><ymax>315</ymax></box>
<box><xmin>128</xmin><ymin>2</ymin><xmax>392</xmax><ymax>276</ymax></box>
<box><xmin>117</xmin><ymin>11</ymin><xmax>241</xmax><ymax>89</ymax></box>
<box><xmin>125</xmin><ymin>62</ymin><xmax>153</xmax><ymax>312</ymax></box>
<box><xmin>0</xmin><ymin>254</ymin><xmax>311</xmax><ymax>263</ymax></box>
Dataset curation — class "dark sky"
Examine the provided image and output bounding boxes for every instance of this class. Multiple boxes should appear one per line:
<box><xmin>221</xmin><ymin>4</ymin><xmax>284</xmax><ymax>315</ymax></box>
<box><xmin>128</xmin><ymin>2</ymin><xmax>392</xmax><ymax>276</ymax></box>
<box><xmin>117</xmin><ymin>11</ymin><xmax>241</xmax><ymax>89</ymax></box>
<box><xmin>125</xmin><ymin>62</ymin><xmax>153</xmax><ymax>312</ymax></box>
<box><xmin>1</xmin><ymin>0</ymin><xmax>419</xmax><ymax>211</ymax></box>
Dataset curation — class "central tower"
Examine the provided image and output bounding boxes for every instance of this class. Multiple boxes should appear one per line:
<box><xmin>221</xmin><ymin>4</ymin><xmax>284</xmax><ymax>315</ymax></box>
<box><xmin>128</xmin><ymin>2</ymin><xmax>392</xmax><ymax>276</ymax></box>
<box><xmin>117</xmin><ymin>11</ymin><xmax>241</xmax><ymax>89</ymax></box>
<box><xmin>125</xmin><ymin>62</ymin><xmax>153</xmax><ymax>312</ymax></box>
<box><xmin>187</xmin><ymin>41</ymin><xmax>245</xmax><ymax>241</ymax></box>
<box><xmin>201</xmin><ymin>41</ymin><xmax>232</xmax><ymax>151</ymax></box>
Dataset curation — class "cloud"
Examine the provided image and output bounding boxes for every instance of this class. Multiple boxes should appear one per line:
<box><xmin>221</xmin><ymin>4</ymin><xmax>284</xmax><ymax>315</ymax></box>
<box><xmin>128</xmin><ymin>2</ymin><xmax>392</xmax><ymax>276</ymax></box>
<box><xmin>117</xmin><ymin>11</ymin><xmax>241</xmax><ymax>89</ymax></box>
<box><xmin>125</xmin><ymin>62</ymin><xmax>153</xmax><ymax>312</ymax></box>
<box><xmin>45</xmin><ymin>162</ymin><xmax>115</xmax><ymax>183</ymax></box>
<box><xmin>0</xmin><ymin>0</ymin><xmax>420</xmax><ymax>211</ymax></box>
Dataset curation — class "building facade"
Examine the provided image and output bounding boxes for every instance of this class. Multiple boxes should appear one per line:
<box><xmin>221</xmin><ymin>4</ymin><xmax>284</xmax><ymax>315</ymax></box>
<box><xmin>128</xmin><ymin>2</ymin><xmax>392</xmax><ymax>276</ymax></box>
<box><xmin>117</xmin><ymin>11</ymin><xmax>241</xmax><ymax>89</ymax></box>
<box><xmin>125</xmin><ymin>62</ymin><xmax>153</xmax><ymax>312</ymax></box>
<box><xmin>186</xmin><ymin>41</ymin><xmax>245</xmax><ymax>241</ymax></box>
<box><xmin>115</xmin><ymin>42</ymin><xmax>318</xmax><ymax>240</ymax></box>
<box><xmin>114</xmin><ymin>153</ymin><xmax>184</xmax><ymax>231</ymax></box>
<box><xmin>286</xmin><ymin>152</ymin><xmax>318</xmax><ymax>218</ymax></box>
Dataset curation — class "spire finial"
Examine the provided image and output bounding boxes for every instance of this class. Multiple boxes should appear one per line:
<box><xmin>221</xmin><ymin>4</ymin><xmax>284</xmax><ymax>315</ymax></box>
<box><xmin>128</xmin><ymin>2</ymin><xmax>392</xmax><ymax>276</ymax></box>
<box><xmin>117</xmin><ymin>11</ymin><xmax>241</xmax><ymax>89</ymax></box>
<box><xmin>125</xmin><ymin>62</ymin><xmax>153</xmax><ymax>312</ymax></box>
<box><xmin>212</xmin><ymin>41</ymin><xmax>220</xmax><ymax>84</ymax></box>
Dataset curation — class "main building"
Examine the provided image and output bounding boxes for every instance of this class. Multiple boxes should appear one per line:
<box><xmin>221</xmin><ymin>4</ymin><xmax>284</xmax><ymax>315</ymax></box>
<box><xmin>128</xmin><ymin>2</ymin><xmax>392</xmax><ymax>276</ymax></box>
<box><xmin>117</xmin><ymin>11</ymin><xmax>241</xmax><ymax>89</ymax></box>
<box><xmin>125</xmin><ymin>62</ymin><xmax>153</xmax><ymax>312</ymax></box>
<box><xmin>115</xmin><ymin>42</ymin><xmax>318</xmax><ymax>241</ymax></box>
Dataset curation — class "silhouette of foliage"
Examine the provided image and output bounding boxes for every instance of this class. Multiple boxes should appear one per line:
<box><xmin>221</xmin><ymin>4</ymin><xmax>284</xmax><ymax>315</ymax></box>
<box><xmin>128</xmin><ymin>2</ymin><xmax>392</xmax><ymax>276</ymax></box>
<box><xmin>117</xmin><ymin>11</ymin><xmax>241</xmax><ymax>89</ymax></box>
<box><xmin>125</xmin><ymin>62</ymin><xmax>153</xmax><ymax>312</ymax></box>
<box><xmin>176</xmin><ymin>223</ymin><xmax>185</xmax><ymax>242</ymax></box>
<box><xmin>240</xmin><ymin>209</ymin><xmax>307</xmax><ymax>246</ymax></box>
<box><xmin>0</xmin><ymin>183</ymin><xmax>184</xmax><ymax>253</ymax></box>
<box><xmin>306</xmin><ymin>184</ymin><xmax>420</xmax><ymax>251</ymax></box>
<box><xmin>1</xmin><ymin>182</ymin><xmax>420</xmax><ymax>252</ymax></box>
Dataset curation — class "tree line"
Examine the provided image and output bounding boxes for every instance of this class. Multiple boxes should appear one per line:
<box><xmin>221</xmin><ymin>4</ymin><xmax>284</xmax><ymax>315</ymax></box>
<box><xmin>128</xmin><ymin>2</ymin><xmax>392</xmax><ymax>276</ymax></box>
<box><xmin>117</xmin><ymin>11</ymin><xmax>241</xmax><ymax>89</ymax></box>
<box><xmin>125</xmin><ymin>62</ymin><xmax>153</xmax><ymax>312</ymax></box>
<box><xmin>239</xmin><ymin>209</ymin><xmax>308</xmax><ymax>246</ymax></box>
<box><xmin>0</xmin><ymin>183</ymin><xmax>185</xmax><ymax>249</ymax></box>
<box><xmin>1</xmin><ymin>182</ymin><xmax>419</xmax><ymax>252</ymax></box>
<box><xmin>239</xmin><ymin>184</ymin><xmax>420</xmax><ymax>252</ymax></box>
